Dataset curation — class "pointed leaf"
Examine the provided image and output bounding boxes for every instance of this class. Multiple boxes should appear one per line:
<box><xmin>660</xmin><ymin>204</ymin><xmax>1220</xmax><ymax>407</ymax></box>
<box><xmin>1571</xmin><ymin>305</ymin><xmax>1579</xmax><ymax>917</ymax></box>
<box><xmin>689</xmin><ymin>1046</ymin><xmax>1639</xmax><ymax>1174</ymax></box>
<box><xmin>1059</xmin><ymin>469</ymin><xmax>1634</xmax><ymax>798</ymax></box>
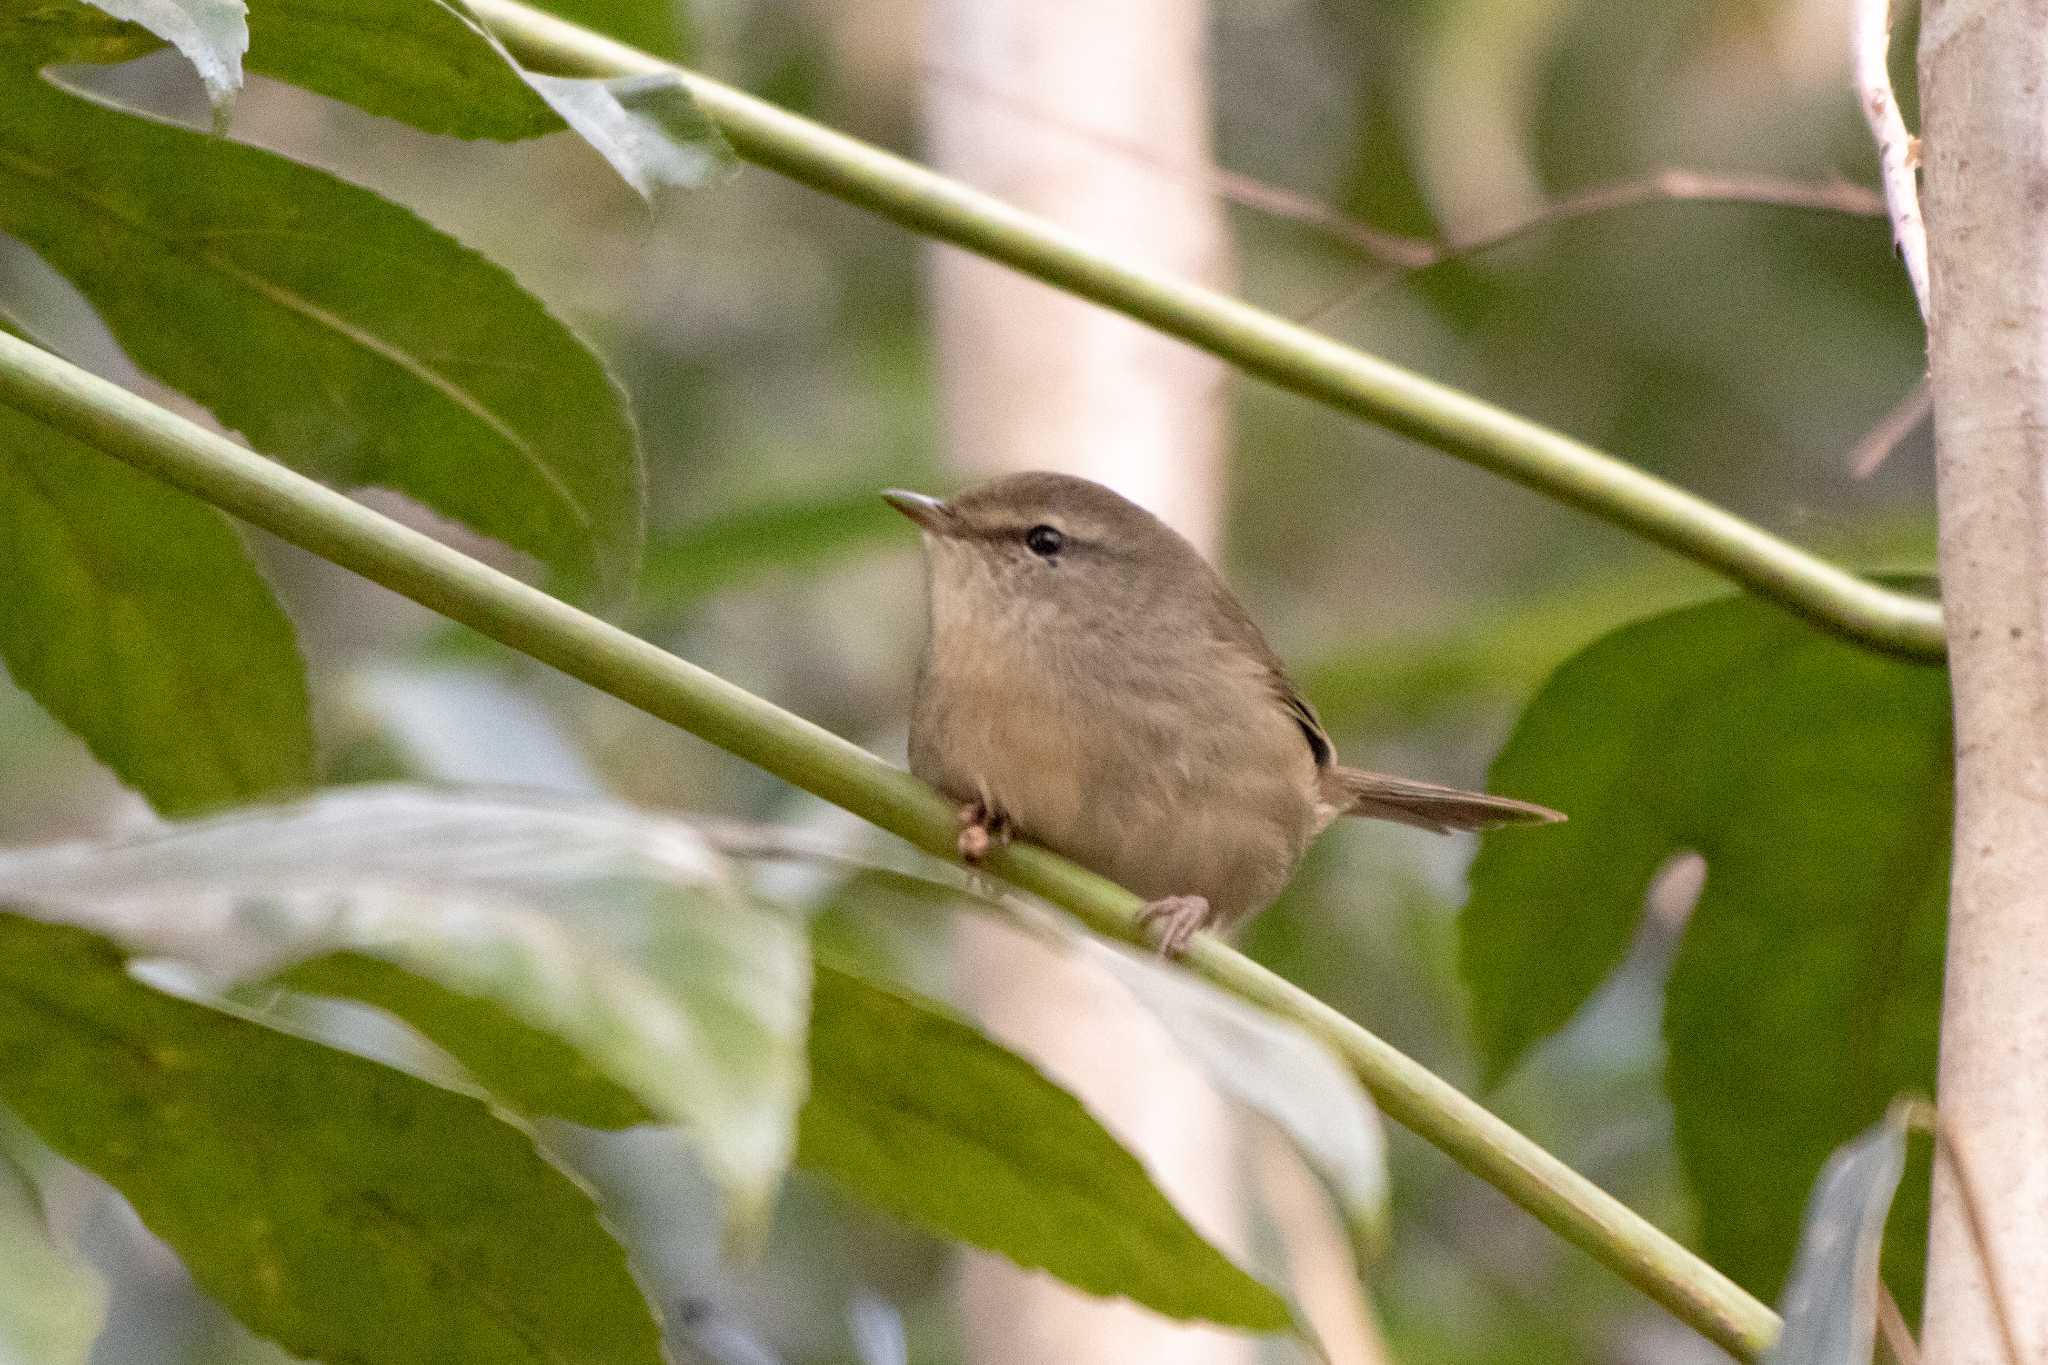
<box><xmin>0</xmin><ymin>1135</ymin><xmax>105</xmax><ymax>1365</ymax></box>
<box><xmin>0</xmin><ymin>787</ymin><xmax>809</xmax><ymax>1217</ymax></box>
<box><xmin>0</xmin><ymin>319</ymin><xmax>313</xmax><ymax>815</ymax></box>
<box><xmin>0</xmin><ymin>76</ymin><xmax>644</xmax><ymax>587</ymax></box>
<box><xmin>798</xmin><ymin>963</ymin><xmax>1292</xmax><ymax>1333</ymax></box>
<box><xmin>0</xmin><ymin>914</ymin><xmax>669</xmax><ymax>1365</ymax></box>
<box><xmin>1764</xmin><ymin>1104</ymin><xmax>1912</xmax><ymax>1365</ymax></box>
<box><xmin>83</xmin><ymin>0</ymin><xmax>245</xmax><ymax>115</ymax></box>
<box><xmin>1461</xmin><ymin>594</ymin><xmax>1949</xmax><ymax>1305</ymax></box>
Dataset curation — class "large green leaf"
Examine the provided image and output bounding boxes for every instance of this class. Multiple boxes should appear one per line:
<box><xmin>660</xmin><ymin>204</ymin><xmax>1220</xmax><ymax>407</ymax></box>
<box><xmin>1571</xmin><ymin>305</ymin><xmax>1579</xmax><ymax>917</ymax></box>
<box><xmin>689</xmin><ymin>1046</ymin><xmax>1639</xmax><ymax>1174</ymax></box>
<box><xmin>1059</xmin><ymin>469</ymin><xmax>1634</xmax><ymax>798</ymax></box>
<box><xmin>798</xmin><ymin>963</ymin><xmax>1293</xmax><ymax>1333</ymax></box>
<box><xmin>1764</xmin><ymin>1103</ymin><xmax>1912</xmax><ymax>1365</ymax></box>
<box><xmin>0</xmin><ymin>914</ymin><xmax>668</xmax><ymax>1365</ymax></box>
<box><xmin>1460</xmin><ymin>593</ymin><xmax>1950</xmax><ymax>1304</ymax></box>
<box><xmin>0</xmin><ymin>1128</ymin><xmax>105</xmax><ymax>1365</ymax></box>
<box><xmin>0</xmin><ymin>75</ymin><xmax>644</xmax><ymax>587</ymax></box>
<box><xmin>0</xmin><ymin>319</ymin><xmax>313</xmax><ymax>815</ymax></box>
<box><xmin>0</xmin><ymin>787</ymin><xmax>811</xmax><ymax>1219</ymax></box>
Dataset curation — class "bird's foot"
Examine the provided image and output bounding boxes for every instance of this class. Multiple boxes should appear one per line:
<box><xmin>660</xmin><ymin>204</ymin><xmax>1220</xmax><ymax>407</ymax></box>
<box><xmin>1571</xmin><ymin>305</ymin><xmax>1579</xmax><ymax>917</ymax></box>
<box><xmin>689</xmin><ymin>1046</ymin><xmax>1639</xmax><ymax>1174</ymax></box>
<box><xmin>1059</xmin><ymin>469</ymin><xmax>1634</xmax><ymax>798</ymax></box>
<box><xmin>955</xmin><ymin>800</ymin><xmax>1012</xmax><ymax>865</ymax></box>
<box><xmin>1137</xmin><ymin>894</ymin><xmax>1214</xmax><ymax>960</ymax></box>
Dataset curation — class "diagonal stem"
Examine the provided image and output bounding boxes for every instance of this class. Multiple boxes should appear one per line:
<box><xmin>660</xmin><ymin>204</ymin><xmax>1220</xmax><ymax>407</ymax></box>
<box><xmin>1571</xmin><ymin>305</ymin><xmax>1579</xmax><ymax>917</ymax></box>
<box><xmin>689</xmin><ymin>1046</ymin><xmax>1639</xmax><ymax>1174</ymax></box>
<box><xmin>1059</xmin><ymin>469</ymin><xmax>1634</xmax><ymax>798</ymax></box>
<box><xmin>464</xmin><ymin>0</ymin><xmax>1945</xmax><ymax>663</ymax></box>
<box><xmin>0</xmin><ymin>326</ymin><xmax>1781</xmax><ymax>1360</ymax></box>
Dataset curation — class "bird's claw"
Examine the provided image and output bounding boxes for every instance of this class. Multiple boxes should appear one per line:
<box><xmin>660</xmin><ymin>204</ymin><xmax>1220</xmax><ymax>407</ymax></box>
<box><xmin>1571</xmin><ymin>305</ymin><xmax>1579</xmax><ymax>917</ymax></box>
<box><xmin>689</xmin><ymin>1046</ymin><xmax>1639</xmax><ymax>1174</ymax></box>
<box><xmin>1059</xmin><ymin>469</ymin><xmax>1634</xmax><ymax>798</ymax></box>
<box><xmin>1137</xmin><ymin>894</ymin><xmax>1214</xmax><ymax>960</ymax></box>
<box><xmin>955</xmin><ymin>801</ymin><xmax>1012</xmax><ymax>865</ymax></box>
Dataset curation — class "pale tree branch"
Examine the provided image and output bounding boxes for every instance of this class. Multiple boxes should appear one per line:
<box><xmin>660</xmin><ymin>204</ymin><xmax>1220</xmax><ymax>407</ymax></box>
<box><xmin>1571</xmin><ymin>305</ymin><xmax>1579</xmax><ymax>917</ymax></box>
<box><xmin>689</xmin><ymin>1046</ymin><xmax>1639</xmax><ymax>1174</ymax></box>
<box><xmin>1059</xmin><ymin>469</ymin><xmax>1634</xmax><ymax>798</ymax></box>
<box><xmin>1918</xmin><ymin>0</ymin><xmax>2048</xmax><ymax>1356</ymax></box>
<box><xmin>1856</xmin><ymin>0</ymin><xmax>1931</xmax><ymax>318</ymax></box>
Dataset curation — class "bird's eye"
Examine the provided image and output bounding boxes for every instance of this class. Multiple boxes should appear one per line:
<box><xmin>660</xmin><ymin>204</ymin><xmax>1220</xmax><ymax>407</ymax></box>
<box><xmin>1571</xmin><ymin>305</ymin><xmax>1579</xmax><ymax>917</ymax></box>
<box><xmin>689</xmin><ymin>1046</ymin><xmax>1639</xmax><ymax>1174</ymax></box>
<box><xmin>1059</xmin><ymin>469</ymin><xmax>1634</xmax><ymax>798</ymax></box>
<box><xmin>1024</xmin><ymin>524</ymin><xmax>1065</xmax><ymax>558</ymax></box>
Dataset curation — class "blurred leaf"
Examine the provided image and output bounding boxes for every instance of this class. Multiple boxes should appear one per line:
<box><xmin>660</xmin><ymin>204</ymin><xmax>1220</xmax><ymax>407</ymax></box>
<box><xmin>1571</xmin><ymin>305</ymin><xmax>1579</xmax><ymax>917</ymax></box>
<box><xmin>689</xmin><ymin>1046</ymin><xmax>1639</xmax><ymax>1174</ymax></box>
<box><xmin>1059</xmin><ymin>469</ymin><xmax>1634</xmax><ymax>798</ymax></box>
<box><xmin>0</xmin><ymin>316</ymin><xmax>313</xmax><ymax>815</ymax></box>
<box><xmin>1461</xmin><ymin>593</ymin><xmax>1949</xmax><ymax>1304</ymax></box>
<box><xmin>0</xmin><ymin>1134</ymin><xmax>105</xmax><ymax>1365</ymax></box>
<box><xmin>797</xmin><ymin>963</ymin><xmax>1293</xmax><ymax>1334</ymax></box>
<box><xmin>83</xmin><ymin>0</ymin><xmax>244</xmax><ymax>116</ymax></box>
<box><xmin>0</xmin><ymin>914</ymin><xmax>667</xmax><ymax>1365</ymax></box>
<box><xmin>523</xmin><ymin>0</ymin><xmax>684</xmax><ymax>60</ymax></box>
<box><xmin>0</xmin><ymin>75</ymin><xmax>644</xmax><ymax>588</ymax></box>
<box><xmin>641</xmin><ymin>489</ymin><xmax>902</xmax><ymax>611</ymax></box>
<box><xmin>1764</xmin><ymin>1103</ymin><xmax>1912</xmax><ymax>1365</ymax></box>
<box><xmin>1072</xmin><ymin>933</ymin><xmax>1390</xmax><ymax>1265</ymax></box>
<box><xmin>521</xmin><ymin>71</ymin><xmax>734</xmax><ymax>198</ymax></box>
<box><xmin>0</xmin><ymin>786</ymin><xmax>811</xmax><ymax>1219</ymax></box>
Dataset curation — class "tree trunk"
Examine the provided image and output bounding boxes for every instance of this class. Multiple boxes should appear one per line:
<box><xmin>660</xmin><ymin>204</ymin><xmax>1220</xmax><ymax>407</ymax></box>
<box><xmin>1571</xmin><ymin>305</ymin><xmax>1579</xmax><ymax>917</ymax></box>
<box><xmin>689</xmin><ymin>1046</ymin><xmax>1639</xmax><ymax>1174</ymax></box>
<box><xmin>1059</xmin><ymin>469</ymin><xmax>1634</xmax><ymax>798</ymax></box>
<box><xmin>921</xmin><ymin>2</ymin><xmax>1248</xmax><ymax>1362</ymax></box>
<box><xmin>1917</xmin><ymin>3</ymin><xmax>2048</xmax><ymax>1360</ymax></box>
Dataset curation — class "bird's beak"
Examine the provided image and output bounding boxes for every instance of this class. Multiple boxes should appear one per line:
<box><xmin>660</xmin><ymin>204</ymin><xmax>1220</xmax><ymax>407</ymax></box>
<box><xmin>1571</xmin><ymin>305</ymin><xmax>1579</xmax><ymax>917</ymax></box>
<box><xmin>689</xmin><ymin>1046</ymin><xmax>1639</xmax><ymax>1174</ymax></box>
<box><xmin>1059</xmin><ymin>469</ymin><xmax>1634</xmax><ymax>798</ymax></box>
<box><xmin>882</xmin><ymin>489</ymin><xmax>954</xmax><ymax>534</ymax></box>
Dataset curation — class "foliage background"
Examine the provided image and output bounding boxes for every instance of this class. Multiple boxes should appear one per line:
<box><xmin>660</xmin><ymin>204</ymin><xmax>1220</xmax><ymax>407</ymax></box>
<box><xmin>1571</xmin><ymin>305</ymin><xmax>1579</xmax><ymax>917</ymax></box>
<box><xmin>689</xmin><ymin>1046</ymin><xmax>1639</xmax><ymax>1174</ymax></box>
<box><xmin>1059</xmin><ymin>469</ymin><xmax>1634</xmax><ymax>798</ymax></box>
<box><xmin>0</xmin><ymin>0</ymin><xmax>1933</xmax><ymax>1361</ymax></box>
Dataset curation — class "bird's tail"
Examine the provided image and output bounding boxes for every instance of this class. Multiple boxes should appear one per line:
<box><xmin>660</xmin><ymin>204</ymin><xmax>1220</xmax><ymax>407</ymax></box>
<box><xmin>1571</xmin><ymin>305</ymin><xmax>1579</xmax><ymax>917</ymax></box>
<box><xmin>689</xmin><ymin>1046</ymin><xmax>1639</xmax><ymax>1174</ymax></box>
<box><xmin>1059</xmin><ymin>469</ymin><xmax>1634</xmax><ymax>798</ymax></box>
<box><xmin>1320</xmin><ymin>767</ymin><xmax>1564</xmax><ymax>835</ymax></box>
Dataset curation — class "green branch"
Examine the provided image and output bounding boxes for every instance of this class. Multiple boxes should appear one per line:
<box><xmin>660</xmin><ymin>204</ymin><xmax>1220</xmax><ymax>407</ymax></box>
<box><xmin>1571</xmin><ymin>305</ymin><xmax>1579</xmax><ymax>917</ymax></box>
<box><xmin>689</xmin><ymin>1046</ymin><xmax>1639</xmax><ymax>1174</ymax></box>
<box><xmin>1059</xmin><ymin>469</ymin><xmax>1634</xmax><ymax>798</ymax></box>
<box><xmin>464</xmin><ymin>0</ymin><xmax>1944</xmax><ymax>663</ymax></box>
<box><xmin>0</xmin><ymin>327</ymin><xmax>1780</xmax><ymax>1359</ymax></box>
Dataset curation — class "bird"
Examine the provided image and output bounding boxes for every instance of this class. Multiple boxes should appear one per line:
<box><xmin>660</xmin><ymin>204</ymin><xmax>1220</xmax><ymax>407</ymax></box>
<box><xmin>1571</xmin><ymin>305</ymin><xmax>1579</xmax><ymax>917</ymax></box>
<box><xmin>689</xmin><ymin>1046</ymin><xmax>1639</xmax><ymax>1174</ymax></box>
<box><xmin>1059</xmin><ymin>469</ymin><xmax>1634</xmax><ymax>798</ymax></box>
<box><xmin>886</xmin><ymin>471</ymin><xmax>1563</xmax><ymax>957</ymax></box>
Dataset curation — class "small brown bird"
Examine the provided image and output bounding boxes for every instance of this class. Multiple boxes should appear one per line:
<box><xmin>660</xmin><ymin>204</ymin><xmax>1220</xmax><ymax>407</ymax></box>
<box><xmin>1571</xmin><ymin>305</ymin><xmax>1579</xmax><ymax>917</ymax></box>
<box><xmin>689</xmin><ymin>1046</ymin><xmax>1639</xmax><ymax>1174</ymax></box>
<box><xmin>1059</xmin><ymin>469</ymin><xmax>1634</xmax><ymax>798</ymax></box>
<box><xmin>888</xmin><ymin>472</ymin><xmax>1562</xmax><ymax>956</ymax></box>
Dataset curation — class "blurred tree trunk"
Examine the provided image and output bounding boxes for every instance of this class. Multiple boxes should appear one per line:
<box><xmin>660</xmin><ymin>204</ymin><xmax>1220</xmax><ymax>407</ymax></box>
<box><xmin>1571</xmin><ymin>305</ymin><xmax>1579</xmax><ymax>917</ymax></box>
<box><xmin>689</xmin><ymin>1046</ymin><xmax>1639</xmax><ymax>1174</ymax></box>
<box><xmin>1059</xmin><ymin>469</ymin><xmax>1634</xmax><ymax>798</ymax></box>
<box><xmin>1918</xmin><ymin>2</ymin><xmax>2048</xmax><ymax>1361</ymax></box>
<box><xmin>921</xmin><ymin>3</ymin><xmax>1248</xmax><ymax>1362</ymax></box>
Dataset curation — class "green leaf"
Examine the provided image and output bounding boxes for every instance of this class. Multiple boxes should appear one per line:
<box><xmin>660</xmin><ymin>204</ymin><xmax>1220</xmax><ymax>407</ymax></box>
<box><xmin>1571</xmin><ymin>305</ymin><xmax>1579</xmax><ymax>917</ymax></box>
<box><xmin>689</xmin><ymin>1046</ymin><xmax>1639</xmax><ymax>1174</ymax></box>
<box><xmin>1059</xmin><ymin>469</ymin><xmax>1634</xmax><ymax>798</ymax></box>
<box><xmin>0</xmin><ymin>914</ymin><xmax>667</xmax><ymax>1365</ymax></box>
<box><xmin>798</xmin><ymin>963</ymin><xmax>1293</xmax><ymax>1334</ymax></box>
<box><xmin>0</xmin><ymin>75</ymin><xmax>644</xmax><ymax>588</ymax></box>
<box><xmin>0</xmin><ymin>1131</ymin><xmax>105</xmax><ymax>1365</ymax></box>
<box><xmin>0</xmin><ymin>786</ymin><xmax>811</xmax><ymax>1219</ymax></box>
<box><xmin>1460</xmin><ymin>593</ymin><xmax>1950</xmax><ymax>1304</ymax></box>
<box><xmin>83</xmin><ymin>0</ymin><xmax>245</xmax><ymax>117</ymax></box>
<box><xmin>1764</xmin><ymin>1103</ymin><xmax>1912</xmax><ymax>1365</ymax></box>
<box><xmin>522</xmin><ymin>70</ymin><xmax>735</xmax><ymax>198</ymax></box>
<box><xmin>243</xmin><ymin>0</ymin><xmax>555</xmax><ymax>140</ymax></box>
<box><xmin>0</xmin><ymin>319</ymin><xmax>313</xmax><ymax>815</ymax></box>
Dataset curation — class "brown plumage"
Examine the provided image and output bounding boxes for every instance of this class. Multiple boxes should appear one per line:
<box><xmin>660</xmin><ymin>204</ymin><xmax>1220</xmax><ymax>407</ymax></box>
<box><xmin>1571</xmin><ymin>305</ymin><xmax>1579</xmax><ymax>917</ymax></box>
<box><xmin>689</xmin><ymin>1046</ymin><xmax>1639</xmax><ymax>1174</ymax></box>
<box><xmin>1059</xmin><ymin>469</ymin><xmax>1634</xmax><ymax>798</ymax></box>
<box><xmin>888</xmin><ymin>472</ymin><xmax>1561</xmax><ymax>955</ymax></box>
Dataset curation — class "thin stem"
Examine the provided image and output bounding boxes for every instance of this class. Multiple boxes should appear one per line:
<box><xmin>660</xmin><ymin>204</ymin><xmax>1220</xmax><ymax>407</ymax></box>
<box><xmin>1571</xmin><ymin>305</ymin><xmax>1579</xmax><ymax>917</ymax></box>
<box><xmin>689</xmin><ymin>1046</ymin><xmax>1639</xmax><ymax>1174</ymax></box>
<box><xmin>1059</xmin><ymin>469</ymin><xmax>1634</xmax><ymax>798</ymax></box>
<box><xmin>1854</xmin><ymin>0</ymin><xmax>1931</xmax><ymax>319</ymax></box>
<box><xmin>0</xmin><ymin>328</ymin><xmax>1782</xmax><ymax>1360</ymax></box>
<box><xmin>467</xmin><ymin>0</ymin><xmax>1944</xmax><ymax>662</ymax></box>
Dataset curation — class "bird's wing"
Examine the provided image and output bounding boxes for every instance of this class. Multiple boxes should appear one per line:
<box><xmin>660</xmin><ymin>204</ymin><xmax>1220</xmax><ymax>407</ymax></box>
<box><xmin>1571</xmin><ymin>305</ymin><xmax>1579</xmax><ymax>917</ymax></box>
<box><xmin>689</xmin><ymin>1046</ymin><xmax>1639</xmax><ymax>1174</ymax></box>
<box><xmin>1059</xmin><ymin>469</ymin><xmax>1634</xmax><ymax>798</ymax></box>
<box><xmin>1195</xmin><ymin>575</ymin><xmax>1335</xmax><ymax>769</ymax></box>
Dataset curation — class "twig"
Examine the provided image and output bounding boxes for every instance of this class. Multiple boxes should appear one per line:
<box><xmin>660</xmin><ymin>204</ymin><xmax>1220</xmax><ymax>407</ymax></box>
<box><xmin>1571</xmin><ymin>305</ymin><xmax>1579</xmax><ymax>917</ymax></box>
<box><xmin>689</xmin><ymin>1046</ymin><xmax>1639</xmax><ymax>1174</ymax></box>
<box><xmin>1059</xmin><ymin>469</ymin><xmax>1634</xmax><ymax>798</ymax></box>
<box><xmin>1300</xmin><ymin>170</ymin><xmax>1887</xmax><ymax>327</ymax></box>
<box><xmin>1849</xmin><ymin>376</ymin><xmax>1934</xmax><ymax>478</ymax></box>
<box><xmin>920</xmin><ymin>60</ymin><xmax>1435</xmax><ymax>268</ymax></box>
<box><xmin>1877</xmin><ymin>1286</ymin><xmax>1921</xmax><ymax>1365</ymax></box>
<box><xmin>1854</xmin><ymin>0</ymin><xmax>1932</xmax><ymax>318</ymax></box>
<box><xmin>1931</xmin><ymin>1116</ymin><xmax>2027</xmax><ymax>1365</ymax></box>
